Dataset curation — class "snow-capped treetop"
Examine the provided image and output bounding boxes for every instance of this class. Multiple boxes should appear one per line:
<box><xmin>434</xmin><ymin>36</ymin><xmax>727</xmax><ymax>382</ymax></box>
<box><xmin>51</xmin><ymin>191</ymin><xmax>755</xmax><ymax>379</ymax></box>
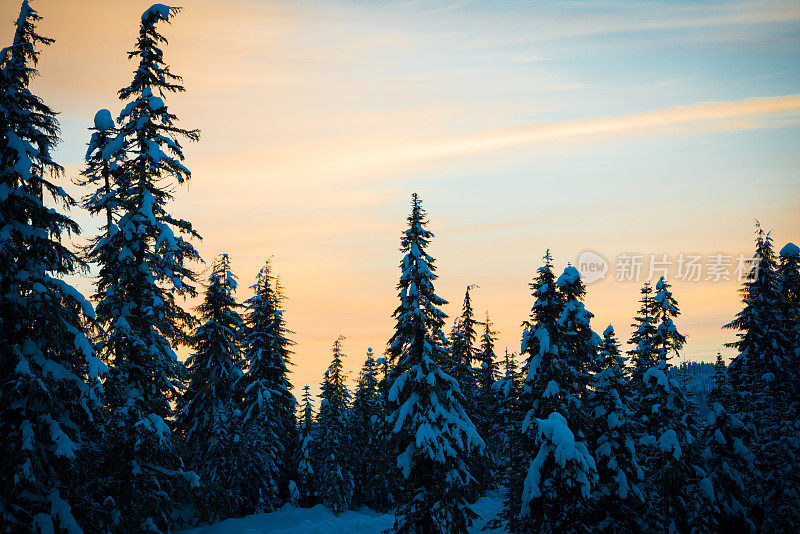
<box><xmin>708</xmin><ymin>352</ymin><xmax>732</xmax><ymax>407</ymax></box>
<box><xmin>94</xmin><ymin>108</ymin><xmax>114</xmax><ymax>130</ymax></box>
<box><xmin>142</xmin><ymin>3</ymin><xmax>173</xmax><ymax>22</ymax></box>
<box><xmin>7</xmin><ymin>1</ymin><xmax>53</xmax><ymax>84</ymax></box>
<box><xmin>628</xmin><ymin>282</ymin><xmax>658</xmax><ymax>389</ymax></box>
<box><xmin>239</xmin><ymin>260</ymin><xmax>296</xmax><ymax>427</ymax></box>
<box><xmin>476</xmin><ymin>312</ymin><xmax>499</xmax><ymax>393</ymax></box>
<box><xmin>654</xmin><ymin>276</ymin><xmax>680</xmax><ymax>314</ymax></box>
<box><xmin>556</xmin><ymin>265</ymin><xmax>581</xmax><ymax>287</ymax></box>
<box><xmin>724</xmin><ymin>222</ymin><xmax>782</xmax><ymax>391</ymax></box>
<box><xmin>602</xmin><ymin>324</ymin><xmax>615</xmax><ymax>338</ymax></box>
<box><xmin>447</xmin><ymin>285</ymin><xmax>480</xmax><ymax>402</ymax></box>
<box><xmin>352</xmin><ymin>347</ymin><xmax>380</xmax><ymax>428</ymax></box>
<box><xmin>388</xmin><ymin>193</ymin><xmax>449</xmax><ymax>365</ymax></box>
<box><xmin>651</xmin><ymin>277</ymin><xmax>686</xmax><ymax>364</ymax></box>
<box><xmin>520</xmin><ymin>251</ymin><xmax>563</xmax><ymax>381</ymax></box>
<box><xmin>535</xmin><ymin>264</ymin><xmax>598</xmax><ymax>430</ymax></box>
<box><xmin>780</xmin><ymin>242</ymin><xmax>800</xmax><ymax>258</ymax></box>
<box><xmin>177</xmin><ymin>253</ymin><xmax>245</xmax><ymax>446</ymax></box>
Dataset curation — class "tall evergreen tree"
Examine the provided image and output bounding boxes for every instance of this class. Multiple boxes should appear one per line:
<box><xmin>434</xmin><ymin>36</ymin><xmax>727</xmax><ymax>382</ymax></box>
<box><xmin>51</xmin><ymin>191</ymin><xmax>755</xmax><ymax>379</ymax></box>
<box><xmin>316</xmin><ymin>336</ymin><xmax>354</xmax><ymax>514</ymax></box>
<box><xmin>777</xmin><ymin>242</ymin><xmax>800</xmax><ymax>411</ymax></box>
<box><xmin>83</xmin><ymin>6</ymin><xmax>202</xmax><ymax>531</ymax></box>
<box><xmin>175</xmin><ymin>254</ymin><xmax>245</xmax><ymax>519</ymax></box>
<box><xmin>709</xmin><ymin>353</ymin><xmax>732</xmax><ymax>408</ymax></box>
<box><xmin>632</xmin><ymin>278</ymin><xmax>696</xmax><ymax>533</ymax></box>
<box><xmin>652</xmin><ymin>277</ymin><xmax>687</xmax><ymax>368</ymax></box>
<box><xmin>476</xmin><ymin>313</ymin><xmax>500</xmax><ymax>400</ymax></box>
<box><xmin>776</xmin><ymin>243</ymin><xmax>800</xmax><ymax>526</ymax></box>
<box><xmin>696</xmin><ymin>353</ymin><xmax>755</xmax><ymax>533</ymax></box>
<box><xmin>294</xmin><ymin>385</ymin><xmax>317</xmax><ymax>508</ymax></box>
<box><xmin>474</xmin><ymin>313</ymin><xmax>500</xmax><ymax>485</ymax></box>
<box><xmin>516</xmin><ymin>265</ymin><xmax>598</xmax><ymax>533</ymax></box>
<box><xmin>503</xmin><ymin>251</ymin><xmax>561</xmax><ymax>532</ymax></box>
<box><xmin>0</xmin><ymin>3</ymin><xmax>105</xmax><ymax>530</ymax></box>
<box><xmin>447</xmin><ymin>286</ymin><xmax>479</xmax><ymax>410</ymax></box>
<box><xmin>723</xmin><ymin>225</ymin><xmax>798</xmax><ymax>530</ymax></box>
<box><xmin>351</xmin><ymin>348</ymin><xmax>388</xmax><ymax>509</ymax></box>
<box><xmin>492</xmin><ymin>349</ymin><xmax>521</xmax><ymax>478</ymax></box>
<box><xmin>587</xmin><ymin>326</ymin><xmax>644</xmax><ymax>532</ymax></box>
<box><xmin>447</xmin><ymin>286</ymin><xmax>490</xmax><ymax>495</ymax></box>
<box><xmin>386</xmin><ymin>194</ymin><xmax>484</xmax><ymax>534</ymax></box>
<box><xmin>237</xmin><ymin>260</ymin><xmax>296</xmax><ymax>512</ymax></box>
<box><xmin>372</xmin><ymin>353</ymin><xmax>396</xmax><ymax>512</ymax></box>
<box><xmin>628</xmin><ymin>282</ymin><xmax>658</xmax><ymax>396</ymax></box>
<box><xmin>724</xmin><ymin>224</ymin><xmax>782</xmax><ymax>411</ymax></box>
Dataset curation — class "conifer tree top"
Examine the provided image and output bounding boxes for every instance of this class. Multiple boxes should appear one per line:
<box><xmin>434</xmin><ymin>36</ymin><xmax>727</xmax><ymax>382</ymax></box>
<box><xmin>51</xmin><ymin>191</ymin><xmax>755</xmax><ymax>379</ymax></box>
<box><xmin>780</xmin><ymin>242</ymin><xmax>800</xmax><ymax>258</ymax></box>
<box><xmin>389</xmin><ymin>193</ymin><xmax>448</xmax><ymax>361</ymax></box>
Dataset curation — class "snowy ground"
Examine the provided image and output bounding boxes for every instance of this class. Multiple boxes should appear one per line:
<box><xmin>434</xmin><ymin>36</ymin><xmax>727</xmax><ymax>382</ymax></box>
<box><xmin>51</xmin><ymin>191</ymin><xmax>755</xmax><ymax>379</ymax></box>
<box><xmin>181</xmin><ymin>490</ymin><xmax>506</xmax><ymax>534</ymax></box>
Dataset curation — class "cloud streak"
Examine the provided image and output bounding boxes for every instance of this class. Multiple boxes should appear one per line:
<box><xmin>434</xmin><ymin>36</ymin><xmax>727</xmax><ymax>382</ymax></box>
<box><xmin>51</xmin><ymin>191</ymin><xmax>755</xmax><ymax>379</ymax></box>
<box><xmin>247</xmin><ymin>95</ymin><xmax>800</xmax><ymax>182</ymax></box>
<box><xmin>406</xmin><ymin>95</ymin><xmax>800</xmax><ymax>159</ymax></box>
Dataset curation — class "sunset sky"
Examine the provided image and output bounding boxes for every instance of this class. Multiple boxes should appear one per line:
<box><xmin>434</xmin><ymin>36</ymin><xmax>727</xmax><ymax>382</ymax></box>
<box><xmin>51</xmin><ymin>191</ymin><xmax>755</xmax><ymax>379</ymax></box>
<box><xmin>4</xmin><ymin>0</ymin><xmax>799</xmax><ymax>393</ymax></box>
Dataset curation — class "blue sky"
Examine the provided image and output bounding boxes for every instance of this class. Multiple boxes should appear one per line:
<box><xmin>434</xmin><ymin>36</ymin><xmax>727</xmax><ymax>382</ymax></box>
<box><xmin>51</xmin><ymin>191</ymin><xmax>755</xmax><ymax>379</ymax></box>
<box><xmin>3</xmin><ymin>0</ymin><xmax>798</xmax><ymax>389</ymax></box>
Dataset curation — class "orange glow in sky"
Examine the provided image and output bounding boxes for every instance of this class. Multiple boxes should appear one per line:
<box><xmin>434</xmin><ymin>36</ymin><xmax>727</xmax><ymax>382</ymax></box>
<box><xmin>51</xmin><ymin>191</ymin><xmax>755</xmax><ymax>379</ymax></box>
<box><xmin>4</xmin><ymin>0</ymin><xmax>798</xmax><ymax>393</ymax></box>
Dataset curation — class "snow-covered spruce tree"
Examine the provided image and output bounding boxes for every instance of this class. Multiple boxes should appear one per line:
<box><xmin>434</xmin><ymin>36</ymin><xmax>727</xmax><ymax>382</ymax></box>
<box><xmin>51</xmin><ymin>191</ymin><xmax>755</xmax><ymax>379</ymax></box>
<box><xmin>447</xmin><ymin>286</ymin><xmax>490</xmax><ymax>495</ymax></box>
<box><xmin>724</xmin><ymin>224</ymin><xmax>782</xmax><ymax>413</ymax></box>
<box><xmin>651</xmin><ymin>277</ymin><xmax>687</xmax><ymax>370</ymax></box>
<box><xmin>491</xmin><ymin>349</ymin><xmax>521</xmax><ymax>478</ymax></box>
<box><xmin>555</xmin><ymin>266</ymin><xmax>599</xmax><ymax>404</ymax></box>
<box><xmin>237</xmin><ymin>260</ymin><xmax>296</xmax><ymax>512</ymax></box>
<box><xmin>474</xmin><ymin>314</ymin><xmax>500</xmax><ymax>481</ymax></box>
<box><xmin>627</xmin><ymin>282</ymin><xmax>658</xmax><ymax>397</ymax></box>
<box><xmin>505</xmin><ymin>258</ymin><xmax>598</xmax><ymax>533</ymax></box>
<box><xmin>722</xmin><ymin>226</ymin><xmax>796</xmax><ymax>530</ymax></box>
<box><xmin>633</xmin><ymin>278</ymin><xmax>697</xmax><ymax>533</ymax></box>
<box><xmin>386</xmin><ymin>193</ymin><xmax>484</xmax><ymax>534</ymax></box>
<box><xmin>754</xmin><ymin>240</ymin><xmax>800</xmax><ymax>531</ymax></box>
<box><xmin>778</xmin><ymin>241</ymin><xmax>800</xmax><ymax>376</ymax></box>
<box><xmin>777</xmin><ymin>242</ymin><xmax>800</xmax><ymax>413</ymax></box>
<box><xmin>695</xmin><ymin>353</ymin><xmax>756</xmax><ymax>533</ymax></box>
<box><xmin>476</xmin><ymin>313</ymin><xmax>500</xmax><ymax>404</ymax></box>
<box><xmin>371</xmin><ymin>353</ymin><xmax>396</xmax><ymax>511</ymax></box>
<box><xmin>294</xmin><ymin>385</ymin><xmax>317</xmax><ymax>508</ymax></box>
<box><xmin>175</xmin><ymin>254</ymin><xmax>245</xmax><ymax>519</ymax></box>
<box><xmin>0</xmin><ymin>3</ymin><xmax>105</xmax><ymax>530</ymax></box>
<box><xmin>351</xmin><ymin>348</ymin><xmax>388</xmax><ymax>509</ymax></box>
<box><xmin>502</xmin><ymin>252</ymin><xmax>561</xmax><ymax>532</ymax></box>
<box><xmin>777</xmin><ymin>242</ymin><xmax>800</xmax><ymax>518</ymax></box>
<box><xmin>710</xmin><ymin>352</ymin><xmax>732</xmax><ymax>407</ymax></box>
<box><xmin>316</xmin><ymin>336</ymin><xmax>354</xmax><ymax>514</ymax></box>
<box><xmin>519</xmin><ymin>265</ymin><xmax>598</xmax><ymax>533</ymax></box>
<box><xmin>587</xmin><ymin>326</ymin><xmax>644</xmax><ymax>532</ymax></box>
<box><xmin>84</xmin><ymin>5</ymin><xmax>201</xmax><ymax>531</ymax></box>
<box><xmin>447</xmin><ymin>286</ymin><xmax>479</xmax><ymax>412</ymax></box>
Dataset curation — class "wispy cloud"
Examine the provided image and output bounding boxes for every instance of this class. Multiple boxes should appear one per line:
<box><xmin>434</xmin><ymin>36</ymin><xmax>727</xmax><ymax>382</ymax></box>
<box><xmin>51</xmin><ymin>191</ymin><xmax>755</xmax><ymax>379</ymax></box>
<box><xmin>399</xmin><ymin>95</ymin><xmax>800</xmax><ymax>161</ymax></box>
<box><xmin>209</xmin><ymin>95</ymin><xmax>800</xmax><ymax>185</ymax></box>
<box><xmin>7</xmin><ymin>0</ymin><xmax>798</xmax><ymax>376</ymax></box>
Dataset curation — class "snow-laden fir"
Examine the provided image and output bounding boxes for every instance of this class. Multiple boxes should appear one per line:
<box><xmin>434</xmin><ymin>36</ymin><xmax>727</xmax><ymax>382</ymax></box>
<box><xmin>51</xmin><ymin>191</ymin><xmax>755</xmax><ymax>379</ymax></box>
<box><xmin>1</xmin><ymin>1</ymin><xmax>799</xmax><ymax>533</ymax></box>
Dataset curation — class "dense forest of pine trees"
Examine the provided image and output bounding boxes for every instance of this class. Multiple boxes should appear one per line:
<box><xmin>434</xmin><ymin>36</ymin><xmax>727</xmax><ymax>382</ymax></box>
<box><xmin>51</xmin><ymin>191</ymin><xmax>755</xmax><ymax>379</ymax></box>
<box><xmin>0</xmin><ymin>3</ymin><xmax>798</xmax><ymax>533</ymax></box>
